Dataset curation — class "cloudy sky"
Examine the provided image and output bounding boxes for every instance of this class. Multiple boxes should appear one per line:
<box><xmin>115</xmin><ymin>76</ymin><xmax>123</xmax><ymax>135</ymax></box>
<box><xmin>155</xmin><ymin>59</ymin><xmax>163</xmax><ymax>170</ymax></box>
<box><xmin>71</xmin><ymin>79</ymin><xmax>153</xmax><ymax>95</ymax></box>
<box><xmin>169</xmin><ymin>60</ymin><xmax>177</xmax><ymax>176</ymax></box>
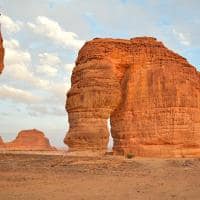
<box><xmin>0</xmin><ymin>0</ymin><xmax>199</xmax><ymax>147</ymax></box>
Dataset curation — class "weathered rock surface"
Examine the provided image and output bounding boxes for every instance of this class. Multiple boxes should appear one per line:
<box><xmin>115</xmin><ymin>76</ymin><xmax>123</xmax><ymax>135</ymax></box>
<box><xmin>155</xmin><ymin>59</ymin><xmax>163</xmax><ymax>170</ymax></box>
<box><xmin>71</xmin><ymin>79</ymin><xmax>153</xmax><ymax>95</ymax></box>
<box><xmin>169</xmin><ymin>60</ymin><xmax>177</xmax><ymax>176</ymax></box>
<box><xmin>0</xmin><ymin>136</ymin><xmax>5</xmax><ymax>147</ymax></box>
<box><xmin>5</xmin><ymin>129</ymin><xmax>56</xmax><ymax>151</ymax></box>
<box><xmin>0</xmin><ymin>31</ymin><xmax>4</xmax><ymax>74</ymax></box>
<box><xmin>65</xmin><ymin>37</ymin><xmax>200</xmax><ymax>157</ymax></box>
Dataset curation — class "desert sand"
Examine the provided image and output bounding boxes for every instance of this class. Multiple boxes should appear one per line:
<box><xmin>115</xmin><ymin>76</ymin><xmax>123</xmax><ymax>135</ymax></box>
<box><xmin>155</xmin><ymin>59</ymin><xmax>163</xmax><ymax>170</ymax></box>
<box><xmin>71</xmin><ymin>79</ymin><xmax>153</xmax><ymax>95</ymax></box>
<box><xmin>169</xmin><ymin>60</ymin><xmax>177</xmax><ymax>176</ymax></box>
<box><xmin>0</xmin><ymin>152</ymin><xmax>200</xmax><ymax>200</ymax></box>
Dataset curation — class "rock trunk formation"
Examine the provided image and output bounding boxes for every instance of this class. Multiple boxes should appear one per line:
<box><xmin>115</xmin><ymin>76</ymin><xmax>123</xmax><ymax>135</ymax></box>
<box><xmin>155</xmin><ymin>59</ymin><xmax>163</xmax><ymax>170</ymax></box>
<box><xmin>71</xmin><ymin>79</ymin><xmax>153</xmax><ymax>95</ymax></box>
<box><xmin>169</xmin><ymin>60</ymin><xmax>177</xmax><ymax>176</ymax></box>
<box><xmin>65</xmin><ymin>37</ymin><xmax>200</xmax><ymax>157</ymax></box>
<box><xmin>3</xmin><ymin>129</ymin><xmax>56</xmax><ymax>151</ymax></box>
<box><xmin>0</xmin><ymin>31</ymin><xmax>4</xmax><ymax>74</ymax></box>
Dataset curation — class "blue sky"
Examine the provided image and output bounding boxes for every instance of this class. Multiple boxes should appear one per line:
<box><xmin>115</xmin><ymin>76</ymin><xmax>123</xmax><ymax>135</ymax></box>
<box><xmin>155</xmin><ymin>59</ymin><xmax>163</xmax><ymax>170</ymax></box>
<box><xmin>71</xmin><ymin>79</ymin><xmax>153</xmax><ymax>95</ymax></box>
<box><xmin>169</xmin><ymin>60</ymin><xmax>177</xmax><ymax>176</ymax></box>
<box><xmin>0</xmin><ymin>0</ymin><xmax>199</xmax><ymax>147</ymax></box>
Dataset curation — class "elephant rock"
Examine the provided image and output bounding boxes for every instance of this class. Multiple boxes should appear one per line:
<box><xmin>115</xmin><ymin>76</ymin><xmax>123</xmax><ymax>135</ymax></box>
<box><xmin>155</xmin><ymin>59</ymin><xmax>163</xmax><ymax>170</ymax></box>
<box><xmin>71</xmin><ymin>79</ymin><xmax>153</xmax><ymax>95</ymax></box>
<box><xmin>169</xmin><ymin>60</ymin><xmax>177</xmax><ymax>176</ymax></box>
<box><xmin>65</xmin><ymin>37</ymin><xmax>200</xmax><ymax>157</ymax></box>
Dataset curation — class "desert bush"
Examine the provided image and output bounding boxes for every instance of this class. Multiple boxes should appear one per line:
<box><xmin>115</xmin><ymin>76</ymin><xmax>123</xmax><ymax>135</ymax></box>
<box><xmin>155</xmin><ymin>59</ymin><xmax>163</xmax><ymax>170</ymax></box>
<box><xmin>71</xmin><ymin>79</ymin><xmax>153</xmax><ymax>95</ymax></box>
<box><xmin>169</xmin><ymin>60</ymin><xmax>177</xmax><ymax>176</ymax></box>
<box><xmin>126</xmin><ymin>152</ymin><xmax>134</xmax><ymax>159</ymax></box>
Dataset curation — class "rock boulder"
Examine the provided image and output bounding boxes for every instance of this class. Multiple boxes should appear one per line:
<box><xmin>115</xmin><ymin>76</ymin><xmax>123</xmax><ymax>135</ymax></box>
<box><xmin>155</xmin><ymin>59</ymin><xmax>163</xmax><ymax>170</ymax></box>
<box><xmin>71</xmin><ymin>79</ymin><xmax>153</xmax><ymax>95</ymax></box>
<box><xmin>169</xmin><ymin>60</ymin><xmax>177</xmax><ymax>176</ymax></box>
<box><xmin>65</xmin><ymin>37</ymin><xmax>200</xmax><ymax>157</ymax></box>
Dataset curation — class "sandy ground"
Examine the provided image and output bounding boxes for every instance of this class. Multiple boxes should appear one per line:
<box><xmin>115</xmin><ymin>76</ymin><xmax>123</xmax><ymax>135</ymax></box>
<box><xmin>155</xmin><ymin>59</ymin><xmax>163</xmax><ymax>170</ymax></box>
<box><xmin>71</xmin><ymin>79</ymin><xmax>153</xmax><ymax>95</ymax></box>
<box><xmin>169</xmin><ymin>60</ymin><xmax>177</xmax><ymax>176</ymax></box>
<box><xmin>0</xmin><ymin>152</ymin><xmax>200</xmax><ymax>200</ymax></box>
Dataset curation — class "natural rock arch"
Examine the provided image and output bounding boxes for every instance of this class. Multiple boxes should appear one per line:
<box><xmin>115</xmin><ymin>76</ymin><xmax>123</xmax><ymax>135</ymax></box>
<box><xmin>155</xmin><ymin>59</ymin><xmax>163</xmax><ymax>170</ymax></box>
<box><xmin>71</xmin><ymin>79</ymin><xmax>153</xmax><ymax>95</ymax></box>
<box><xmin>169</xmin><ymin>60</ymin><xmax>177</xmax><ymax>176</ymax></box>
<box><xmin>64</xmin><ymin>37</ymin><xmax>200</xmax><ymax>157</ymax></box>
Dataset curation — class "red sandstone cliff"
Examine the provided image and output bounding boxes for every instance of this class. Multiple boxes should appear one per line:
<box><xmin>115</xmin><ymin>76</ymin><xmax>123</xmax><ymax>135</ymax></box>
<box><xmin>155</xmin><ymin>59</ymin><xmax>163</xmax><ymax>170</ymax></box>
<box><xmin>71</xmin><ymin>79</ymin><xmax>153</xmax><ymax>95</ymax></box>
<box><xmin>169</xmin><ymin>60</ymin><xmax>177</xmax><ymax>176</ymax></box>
<box><xmin>0</xmin><ymin>31</ymin><xmax>4</xmax><ymax>74</ymax></box>
<box><xmin>65</xmin><ymin>37</ymin><xmax>200</xmax><ymax>157</ymax></box>
<box><xmin>4</xmin><ymin>129</ymin><xmax>56</xmax><ymax>151</ymax></box>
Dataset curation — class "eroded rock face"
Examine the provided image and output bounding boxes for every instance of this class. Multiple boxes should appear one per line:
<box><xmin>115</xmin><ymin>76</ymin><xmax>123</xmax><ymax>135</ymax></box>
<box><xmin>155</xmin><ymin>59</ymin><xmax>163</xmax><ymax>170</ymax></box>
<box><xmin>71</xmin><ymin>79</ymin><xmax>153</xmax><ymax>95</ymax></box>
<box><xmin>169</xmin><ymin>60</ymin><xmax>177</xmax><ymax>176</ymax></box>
<box><xmin>5</xmin><ymin>129</ymin><xmax>56</xmax><ymax>151</ymax></box>
<box><xmin>65</xmin><ymin>37</ymin><xmax>200</xmax><ymax>157</ymax></box>
<box><xmin>0</xmin><ymin>136</ymin><xmax>4</xmax><ymax>147</ymax></box>
<box><xmin>0</xmin><ymin>31</ymin><xmax>4</xmax><ymax>74</ymax></box>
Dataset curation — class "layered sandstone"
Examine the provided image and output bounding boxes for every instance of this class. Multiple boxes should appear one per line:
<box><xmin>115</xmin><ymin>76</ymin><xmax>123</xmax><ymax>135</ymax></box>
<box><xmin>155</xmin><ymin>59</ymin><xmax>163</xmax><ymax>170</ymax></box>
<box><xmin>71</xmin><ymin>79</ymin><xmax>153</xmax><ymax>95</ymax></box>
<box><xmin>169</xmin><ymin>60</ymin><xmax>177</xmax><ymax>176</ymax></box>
<box><xmin>5</xmin><ymin>129</ymin><xmax>56</xmax><ymax>151</ymax></box>
<box><xmin>0</xmin><ymin>31</ymin><xmax>4</xmax><ymax>74</ymax></box>
<box><xmin>65</xmin><ymin>37</ymin><xmax>200</xmax><ymax>157</ymax></box>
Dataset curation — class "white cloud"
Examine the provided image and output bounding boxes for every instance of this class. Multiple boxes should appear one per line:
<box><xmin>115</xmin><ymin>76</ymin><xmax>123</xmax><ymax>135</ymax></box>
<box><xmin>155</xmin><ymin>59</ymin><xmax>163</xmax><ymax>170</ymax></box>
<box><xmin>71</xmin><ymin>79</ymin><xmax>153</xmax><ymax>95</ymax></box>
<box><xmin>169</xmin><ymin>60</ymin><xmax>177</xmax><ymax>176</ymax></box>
<box><xmin>36</xmin><ymin>65</ymin><xmax>58</xmax><ymax>77</ymax></box>
<box><xmin>172</xmin><ymin>29</ymin><xmax>190</xmax><ymax>46</ymax></box>
<box><xmin>4</xmin><ymin>39</ymin><xmax>31</xmax><ymax>66</ymax></box>
<box><xmin>39</xmin><ymin>53</ymin><xmax>61</xmax><ymax>66</ymax></box>
<box><xmin>0</xmin><ymin>15</ymin><xmax>22</xmax><ymax>34</ymax></box>
<box><xmin>2</xmin><ymin>38</ymin><xmax>68</xmax><ymax>108</ymax></box>
<box><xmin>4</xmin><ymin>39</ymin><xmax>20</xmax><ymax>49</ymax></box>
<box><xmin>65</xmin><ymin>63</ymin><xmax>75</xmax><ymax>71</ymax></box>
<box><xmin>4</xmin><ymin>39</ymin><xmax>33</xmax><ymax>80</ymax></box>
<box><xmin>4</xmin><ymin>39</ymin><xmax>50</xmax><ymax>89</ymax></box>
<box><xmin>27</xmin><ymin>16</ymin><xmax>85</xmax><ymax>50</ymax></box>
<box><xmin>36</xmin><ymin>53</ymin><xmax>61</xmax><ymax>76</ymax></box>
<box><xmin>0</xmin><ymin>85</ymin><xmax>41</xmax><ymax>104</ymax></box>
<box><xmin>47</xmin><ymin>82</ymin><xmax>70</xmax><ymax>103</ymax></box>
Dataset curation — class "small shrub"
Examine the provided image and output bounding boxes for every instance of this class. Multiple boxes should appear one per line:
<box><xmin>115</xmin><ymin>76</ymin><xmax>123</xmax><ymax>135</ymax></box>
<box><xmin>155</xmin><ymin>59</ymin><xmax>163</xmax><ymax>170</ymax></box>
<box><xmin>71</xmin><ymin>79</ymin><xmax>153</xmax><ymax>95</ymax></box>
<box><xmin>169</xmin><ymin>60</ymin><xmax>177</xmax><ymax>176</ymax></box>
<box><xmin>126</xmin><ymin>152</ymin><xmax>134</xmax><ymax>159</ymax></box>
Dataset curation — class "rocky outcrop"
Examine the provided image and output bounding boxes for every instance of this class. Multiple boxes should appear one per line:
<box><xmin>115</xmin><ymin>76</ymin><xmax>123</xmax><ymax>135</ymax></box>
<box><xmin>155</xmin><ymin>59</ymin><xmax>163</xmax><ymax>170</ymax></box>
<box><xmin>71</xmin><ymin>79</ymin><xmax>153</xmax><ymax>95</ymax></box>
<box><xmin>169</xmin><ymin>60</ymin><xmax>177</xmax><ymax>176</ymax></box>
<box><xmin>0</xmin><ymin>136</ymin><xmax>5</xmax><ymax>147</ymax></box>
<box><xmin>5</xmin><ymin>129</ymin><xmax>56</xmax><ymax>151</ymax></box>
<box><xmin>0</xmin><ymin>31</ymin><xmax>4</xmax><ymax>74</ymax></box>
<box><xmin>65</xmin><ymin>37</ymin><xmax>200</xmax><ymax>157</ymax></box>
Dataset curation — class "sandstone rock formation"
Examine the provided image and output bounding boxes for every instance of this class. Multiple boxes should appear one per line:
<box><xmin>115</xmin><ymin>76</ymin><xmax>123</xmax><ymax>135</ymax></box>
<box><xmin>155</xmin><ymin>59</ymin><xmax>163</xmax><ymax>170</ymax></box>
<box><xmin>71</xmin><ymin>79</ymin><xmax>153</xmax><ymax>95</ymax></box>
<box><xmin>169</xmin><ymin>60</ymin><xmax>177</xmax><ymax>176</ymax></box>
<box><xmin>0</xmin><ymin>136</ymin><xmax>5</xmax><ymax>148</ymax></box>
<box><xmin>65</xmin><ymin>37</ymin><xmax>200</xmax><ymax>157</ymax></box>
<box><xmin>0</xmin><ymin>31</ymin><xmax>4</xmax><ymax>74</ymax></box>
<box><xmin>5</xmin><ymin>129</ymin><xmax>56</xmax><ymax>151</ymax></box>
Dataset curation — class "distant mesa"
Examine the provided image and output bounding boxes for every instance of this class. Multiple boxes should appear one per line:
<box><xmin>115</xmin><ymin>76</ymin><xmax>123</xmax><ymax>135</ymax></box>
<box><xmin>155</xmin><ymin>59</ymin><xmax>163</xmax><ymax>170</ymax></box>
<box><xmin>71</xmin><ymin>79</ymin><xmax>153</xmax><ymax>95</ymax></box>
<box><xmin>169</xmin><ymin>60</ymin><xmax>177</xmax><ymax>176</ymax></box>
<box><xmin>65</xmin><ymin>36</ymin><xmax>200</xmax><ymax>157</ymax></box>
<box><xmin>0</xmin><ymin>31</ymin><xmax>4</xmax><ymax>74</ymax></box>
<box><xmin>0</xmin><ymin>129</ymin><xmax>56</xmax><ymax>151</ymax></box>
